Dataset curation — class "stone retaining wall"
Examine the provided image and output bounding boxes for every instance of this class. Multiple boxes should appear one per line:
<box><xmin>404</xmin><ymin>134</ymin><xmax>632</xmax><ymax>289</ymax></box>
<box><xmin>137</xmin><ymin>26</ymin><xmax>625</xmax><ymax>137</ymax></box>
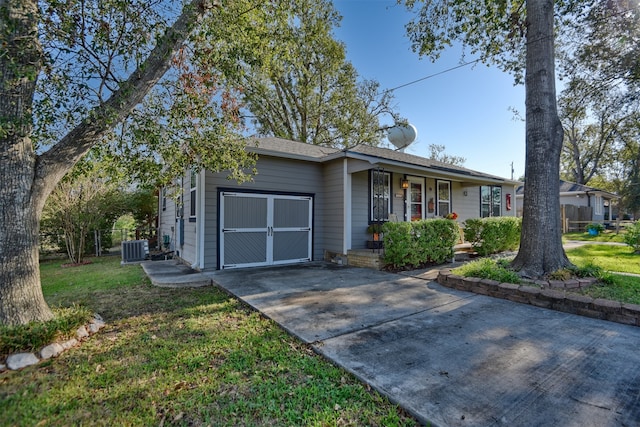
<box><xmin>437</xmin><ymin>270</ymin><xmax>640</xmax><ymax>327</ymax></box>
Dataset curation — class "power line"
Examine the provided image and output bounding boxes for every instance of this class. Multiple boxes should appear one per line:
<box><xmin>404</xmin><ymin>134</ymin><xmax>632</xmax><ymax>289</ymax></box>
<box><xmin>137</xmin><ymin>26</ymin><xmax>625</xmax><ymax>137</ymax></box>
<box><xmin>382</xmin><ymin>58</ymin><xmax>483</xmax><ymax>93</ymax></box>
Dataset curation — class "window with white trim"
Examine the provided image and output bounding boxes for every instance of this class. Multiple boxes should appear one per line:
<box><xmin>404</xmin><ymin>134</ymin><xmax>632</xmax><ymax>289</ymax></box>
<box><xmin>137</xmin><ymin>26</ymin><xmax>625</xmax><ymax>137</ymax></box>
<box><xmin>481</xmin><ymin>185</ymin><xmax>502</xmax><ymax>217</ymax></box>
<box><xmin>371</xmin><ymin>170</ymin><xmax>390</xmax><ymax>222</ymax></box>
<box><xmin>595</xmin><ymin>195</ymin><xmax>603</xmax><ymax>215</ymax></box>
<box><xmin>436</xmin><ymin>180</ymin><xmax>451</xmax><ymax>217</ymax></box>
<box><xmin>189</xmin><ymin>170</ymin><xmax>197</xmax><ymax>219</ymax></box>
<box><xmin>161</xmin><ymin>187</ymin><xmax>167</xmax><ymax>211</ymax></box>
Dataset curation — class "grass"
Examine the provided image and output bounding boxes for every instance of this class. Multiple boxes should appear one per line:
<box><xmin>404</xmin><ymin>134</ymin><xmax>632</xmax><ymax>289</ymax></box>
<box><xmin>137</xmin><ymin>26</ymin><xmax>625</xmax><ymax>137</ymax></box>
<box><xmin>565</xmin><ymin>244</ymin><xmax>640</xmax><ymax>275</ymax></box>
<box><xmin>453</xmin><ymin>258</ymin><xmax>521</xmax><ymax>284</ymax></box>
<box><xmin>565</xmin><ymin>244</ymin><xmax>640</xmax><ymax>305</ymax></box>
<box><xmin>562</xmin><ymin>230</ymin><xmax>625</xmax><ymax>243</ymax></box>
<box><xmin>454</xmin><ymin>244</ymin><xmax>640</xmax><ymax>306</ymax></box>
<box><xmin>1</xmin><ymin>256</ymin><xmax>417</xmax><ymax>426</ymax></box>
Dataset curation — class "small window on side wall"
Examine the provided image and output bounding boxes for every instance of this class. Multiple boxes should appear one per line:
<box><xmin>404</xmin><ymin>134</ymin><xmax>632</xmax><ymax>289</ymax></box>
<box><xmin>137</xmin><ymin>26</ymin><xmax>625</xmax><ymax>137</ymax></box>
<box><xmin>189</xmin><ymin>170</ymin><xmax>197</xmax><ymax>219</ymax></box>
<box><xmin>370</xmin><ymin>170</ymin><xmax>390</xmax><ymax>222</ymax></box>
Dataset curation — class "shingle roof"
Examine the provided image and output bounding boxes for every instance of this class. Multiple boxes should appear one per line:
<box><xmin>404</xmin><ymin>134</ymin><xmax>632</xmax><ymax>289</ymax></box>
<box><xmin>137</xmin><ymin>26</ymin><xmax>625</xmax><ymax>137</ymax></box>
<box><xmin>346</xmin><ymin>144</ymin><xmax>513</xmax><ymax>182</ymax></box>
<box><xmin>248</xmin><ymin>137</ymin><xmax>518</xmax><ymax>183</ymax></box>
<box><xmin>251</xmin><ymin>137</ymin><xmax>339</xmax><ymax>160</ymax></box>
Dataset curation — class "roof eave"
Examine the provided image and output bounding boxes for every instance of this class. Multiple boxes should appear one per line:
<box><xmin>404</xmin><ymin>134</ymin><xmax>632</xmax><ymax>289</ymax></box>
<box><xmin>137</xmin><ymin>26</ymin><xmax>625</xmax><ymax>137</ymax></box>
<box><xmin>343</xmin><ymin>151</ymin><xmax>517</xmax><ymax>185</ymax></box>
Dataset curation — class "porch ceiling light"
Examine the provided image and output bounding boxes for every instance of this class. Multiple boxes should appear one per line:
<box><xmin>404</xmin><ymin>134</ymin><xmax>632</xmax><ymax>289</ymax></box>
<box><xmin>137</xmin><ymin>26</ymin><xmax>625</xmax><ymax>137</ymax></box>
<box><xmin>401</xmin><ymin>178</ymin><xmax>409</xmax><ymax>189</ymax></box>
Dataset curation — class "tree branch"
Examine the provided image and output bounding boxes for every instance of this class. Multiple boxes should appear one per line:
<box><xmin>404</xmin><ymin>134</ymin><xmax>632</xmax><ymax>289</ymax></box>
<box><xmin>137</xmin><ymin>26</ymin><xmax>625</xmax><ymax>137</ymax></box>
<box><xmin>33</xmin><ymin>0</ymin><xmax>211</xmax><ymax>204</ymax></box>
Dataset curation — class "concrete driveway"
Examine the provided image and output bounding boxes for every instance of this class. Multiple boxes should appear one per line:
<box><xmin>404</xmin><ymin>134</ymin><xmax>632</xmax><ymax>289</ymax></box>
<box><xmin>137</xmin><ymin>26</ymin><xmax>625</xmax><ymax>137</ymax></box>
<box><xmin>206</xmin><ymin>262</ymin><xmax>640</xmax><ymax>427</ymax></box>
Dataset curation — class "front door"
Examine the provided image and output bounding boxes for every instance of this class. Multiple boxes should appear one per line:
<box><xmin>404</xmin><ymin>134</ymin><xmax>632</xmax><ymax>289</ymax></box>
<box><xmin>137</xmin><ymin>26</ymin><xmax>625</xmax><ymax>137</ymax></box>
<box><xmin>219</xmin><ymin>192</ymin><xmax>313</xmax><ymax>269</ymax></box>
<box><xmin>408</xmin><ymin>177</ymin><xmax>425</xmax><ymax>221</ymax></box>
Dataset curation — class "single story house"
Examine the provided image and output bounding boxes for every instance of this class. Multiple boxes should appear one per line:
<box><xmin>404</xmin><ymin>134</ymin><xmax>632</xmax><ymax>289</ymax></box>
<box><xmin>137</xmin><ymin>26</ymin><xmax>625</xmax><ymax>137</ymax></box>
<box><xmin>159</xmin><ymin>137</ymin><xmax>519</xmax><ymax>270</ymax></box>
<box><xmin>515</xmin><ymin>180</ymin><xmax>618</xmax><ymax>225</ymax></box>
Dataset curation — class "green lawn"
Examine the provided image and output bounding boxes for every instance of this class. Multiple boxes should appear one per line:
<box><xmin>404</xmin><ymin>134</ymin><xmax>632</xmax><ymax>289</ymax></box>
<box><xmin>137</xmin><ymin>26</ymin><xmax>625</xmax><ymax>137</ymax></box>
<box><xmin>565</xmin><ymin>244</ymin><xmax>640</xmax><ymax>305</ymax></box>
<box><xmin>1</xmin><ymin>256</ymin><xmax>417</xmax><ymax>426</ymax></box>
<box><xmin>566</xmin><ymin>244</ymin><xmax>640</xmax><ymax>275</ymax></box>
<box><xmin>563</xmin><ymin>230</ymin><xmax>625</xmax><ymax>243</ymax></box>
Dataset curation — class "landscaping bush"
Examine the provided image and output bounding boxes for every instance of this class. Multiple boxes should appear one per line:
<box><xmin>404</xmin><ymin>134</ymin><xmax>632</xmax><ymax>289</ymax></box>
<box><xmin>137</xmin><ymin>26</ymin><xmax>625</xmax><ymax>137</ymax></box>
<box><xmin>383</xmin><ymin>219</ymin><xmax>458</xmax><ymax>269</ymax></box>
<box><xmin>623</xmin><ymin>221</ymin><xmax>640</xmax><ymax>253</ymax></box>
<box><xmin>463</xmin><ymin>217</ymin><xmax>521</xmax><ymax>256</ymax></box>
<box><xmin>453</xmin><ymin>258</ymin><xmax>522</xmax><ymax>284</ymax></box>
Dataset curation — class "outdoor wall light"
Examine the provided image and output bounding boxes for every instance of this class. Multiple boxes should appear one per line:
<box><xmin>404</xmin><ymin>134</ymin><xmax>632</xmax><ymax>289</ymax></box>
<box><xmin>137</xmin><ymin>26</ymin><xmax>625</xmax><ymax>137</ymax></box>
<box><xmin>401</xmin><ymin>179</ymin><xmax>409</xmax><ymax>189</ymax></box>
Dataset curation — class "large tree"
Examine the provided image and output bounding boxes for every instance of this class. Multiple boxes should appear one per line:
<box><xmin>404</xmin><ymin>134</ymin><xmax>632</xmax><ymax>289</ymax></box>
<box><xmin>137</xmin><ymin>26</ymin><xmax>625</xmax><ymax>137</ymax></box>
<box><xmin>404</xmin><ymin>0</ymin><xmax>574</xmax><ymax>277</ymax></box>
<box><xmin>557</xmin><ymin>0</ymin><xmax>639</xmax><ymax>186</ymax></box>
<box><xmin>42</xmin><ymin>161</ymin><xmax>127</xmax><ymax>264</ymax></box>
<box><xmin>207</xmin><ymin>0</ymin><xmax>400</xmax><ymax>148</ymax></box>
<box><xmin>0</xmin><ymin>0</ymin><xmax>256</xmax><ymax>326</ymax></box>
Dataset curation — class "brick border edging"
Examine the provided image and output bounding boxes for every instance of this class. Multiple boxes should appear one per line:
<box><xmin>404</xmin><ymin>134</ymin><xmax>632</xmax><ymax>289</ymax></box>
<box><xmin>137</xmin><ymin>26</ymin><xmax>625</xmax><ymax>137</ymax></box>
<box><xmin>437</xmin><ymin>270</ymin><xmax>640</xmax><ymax>327</ymax></box>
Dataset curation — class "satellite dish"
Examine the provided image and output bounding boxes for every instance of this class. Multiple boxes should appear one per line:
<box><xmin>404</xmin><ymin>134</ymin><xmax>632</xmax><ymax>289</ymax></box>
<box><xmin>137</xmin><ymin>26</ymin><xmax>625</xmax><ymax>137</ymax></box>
<box><xmin>387</xmin><ymin>123</ymin><xmax>417</xmax><ymax>151</ymax></box>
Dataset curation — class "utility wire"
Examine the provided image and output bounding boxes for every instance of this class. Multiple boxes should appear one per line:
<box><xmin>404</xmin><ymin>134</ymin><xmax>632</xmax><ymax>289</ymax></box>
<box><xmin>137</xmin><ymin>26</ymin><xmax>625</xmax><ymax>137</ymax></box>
<box><xmin>382</xmin><ymin>58</ymin><xmax>483</xmax><ymax>93</ymax></box>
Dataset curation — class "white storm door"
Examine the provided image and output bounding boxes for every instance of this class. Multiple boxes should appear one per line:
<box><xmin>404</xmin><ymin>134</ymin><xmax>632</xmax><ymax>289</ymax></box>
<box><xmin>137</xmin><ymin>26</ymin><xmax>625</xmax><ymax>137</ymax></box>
<box><xmin>220</xmin><ymin>192</ymin><xmax>312</xmax><ymax>269</ymax></box>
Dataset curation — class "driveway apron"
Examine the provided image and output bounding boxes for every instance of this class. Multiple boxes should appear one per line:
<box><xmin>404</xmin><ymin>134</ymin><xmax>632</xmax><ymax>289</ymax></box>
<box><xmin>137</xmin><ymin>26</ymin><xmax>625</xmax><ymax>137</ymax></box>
<box><xmin>208</xmin><ymin>262</ymin><xmax>640</xmax><ymax>427</ymax></box>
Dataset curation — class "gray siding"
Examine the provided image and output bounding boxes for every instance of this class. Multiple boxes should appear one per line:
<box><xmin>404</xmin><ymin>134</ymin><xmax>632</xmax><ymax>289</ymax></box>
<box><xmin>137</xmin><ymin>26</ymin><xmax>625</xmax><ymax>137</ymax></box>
<box><xmin>203</xmin><ymin>156</ymin><xmax>325</xmax><ymax>269</ymax></box>
<box><xmin>321</xmin><ymin>159</ymin><xmax>345</xmax><ymax>254</ymax></box>
<box><xmin>158</xmin><ymin>187</ymin><xmax>177</xmax><ymax>251</ymax></box>
<box><xmin>452</xmin><ymin>181</ymin><xmax>478</xmax><ymax>223</ymax></box>
<box><xmin>158</xmin><ymin>173</ymin><xmax>199</xmax><ymax>266</ymax></box>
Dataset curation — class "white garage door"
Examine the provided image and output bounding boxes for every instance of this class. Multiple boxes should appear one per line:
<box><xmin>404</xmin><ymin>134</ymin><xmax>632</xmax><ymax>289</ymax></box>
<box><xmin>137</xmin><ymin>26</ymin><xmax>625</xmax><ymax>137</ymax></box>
<box><xmin>220</xmin><ymin>192</ymin><xmax>313</xmax><ymax>269</ymax></box>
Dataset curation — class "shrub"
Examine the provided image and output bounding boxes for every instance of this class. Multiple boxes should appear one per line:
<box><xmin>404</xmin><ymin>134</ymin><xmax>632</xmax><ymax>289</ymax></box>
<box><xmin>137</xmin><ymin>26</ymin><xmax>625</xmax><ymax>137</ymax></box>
<box><xmin>453</xmin><ymin>258</ymin><xmax>521</xmax><ymax>284</ymax></box>
<box><xmin>463</xmin><ymin>217</ymin><xmax>521</xmax><ymax>256</ymax></box>
<box><xmin>623</xmin><ymin>221</ymin><xmax>640</xmax><ymax>253</ymax></box>
<box><xmin>383</xmin><ymin>219</ymin><xmax>458</xmax><ymax>269</ymax></box>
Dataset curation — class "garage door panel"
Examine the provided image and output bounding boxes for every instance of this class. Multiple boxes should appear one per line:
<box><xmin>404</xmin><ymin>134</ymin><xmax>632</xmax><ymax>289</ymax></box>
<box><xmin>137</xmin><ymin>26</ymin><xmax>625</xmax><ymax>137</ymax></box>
<box><xmin>273</xmin><ymin>198</ymin><xmax>310</xmax><ymax>228</ymax></box>
<box><xmin>223</xmin><ymin>232</ymin><xmax>267</xmax><ymax>265</ymax></box>
<box><xmin>273</xmin><ymin>230</ymin><xmax>311</xmax><ymax>262</ymax></box>
<box><xmin>223</xmin><ymin>196</ymin><xmax>267</xmax><ymax>228</ymax></box>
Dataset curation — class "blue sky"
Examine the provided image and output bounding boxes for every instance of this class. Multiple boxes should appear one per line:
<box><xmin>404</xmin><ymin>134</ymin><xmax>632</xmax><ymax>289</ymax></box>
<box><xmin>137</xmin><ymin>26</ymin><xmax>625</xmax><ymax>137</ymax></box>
<box><xmin>332</xmin><ymin>0</ymin><xmax>526</xmax><ymax>180</ymax></box>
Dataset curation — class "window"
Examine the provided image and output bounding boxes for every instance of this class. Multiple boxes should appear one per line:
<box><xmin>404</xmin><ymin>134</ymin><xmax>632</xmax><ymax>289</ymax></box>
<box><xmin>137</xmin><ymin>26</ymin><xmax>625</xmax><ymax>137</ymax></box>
<box><xmin>161</xmin><ymin>187</ymin><xmax>167</xmax><ymax>211</ymax></box>
<box><xmin>481</xmin><ymin>186</ymin><xmax>502</xmax><ymax>217</ymax></box>
<box><xmin>595</xmin><ymin>195</ymin><xmax>603</xmax><ymax>215</ymax></box>
<box><xmin>370</xmin><ymin>170</ymin><xmax>390</xmax><ymax>221</ymax></box>
<box><xmin>189</xmin><ymin>170</ymin><xmax>197</xmax><ymax>219</ymax></box>
<box><xmin>436</xmin><ymin>180</ymin><xmax>451</xmax><ymax>217</ymax></box>
<box><xmin>175</xmin><ymin>178</ymin><xmax>183</xmax><ymax>219</ymax></box>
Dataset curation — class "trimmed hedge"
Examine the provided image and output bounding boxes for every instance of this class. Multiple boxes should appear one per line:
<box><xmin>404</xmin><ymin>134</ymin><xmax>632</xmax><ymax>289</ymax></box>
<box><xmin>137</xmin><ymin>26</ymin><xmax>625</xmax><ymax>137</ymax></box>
<box><xmin>463</xmin><ymin>217</ymin><xmax>521</xmax><ymax>256</ymax></box>
<box><xmin>383</xmin><ymin>219</ymin><xmax>459</xmax><ymax>269</ymax></box>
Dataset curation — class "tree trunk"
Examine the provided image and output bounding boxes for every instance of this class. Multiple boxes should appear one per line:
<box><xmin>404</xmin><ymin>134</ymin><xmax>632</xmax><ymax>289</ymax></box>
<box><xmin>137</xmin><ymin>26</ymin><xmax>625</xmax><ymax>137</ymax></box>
<box><xmin>0</xmin><ymin>0</ymin><xmax>209</xmax><ymax>325</ymax></box>
<box><xmin>0</xmin><ymin>194</ymin><xmax>54</xmax><ymax>325</ymax></box>
<box><xmin>511</xmin><ymin>0</ymin><xmax>572</xmax><ymax>278</ymax></box>
<box><xmin>0</xmin><ymin>0</ymin><xmax>54</xmax><ymax>325</ymax></box>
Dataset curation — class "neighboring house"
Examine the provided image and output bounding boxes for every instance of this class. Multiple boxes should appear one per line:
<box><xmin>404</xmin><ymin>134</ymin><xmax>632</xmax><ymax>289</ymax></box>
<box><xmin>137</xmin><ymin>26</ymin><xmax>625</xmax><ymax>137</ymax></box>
<box><xmin>515</xmin><ymin>180</ymin><xmax>618</xmax><ymax>225</ymax></box>
<box><xmin>159</xmin><ymin>137</ymin><xmax>519</xmax><ymax>270</ymax></box>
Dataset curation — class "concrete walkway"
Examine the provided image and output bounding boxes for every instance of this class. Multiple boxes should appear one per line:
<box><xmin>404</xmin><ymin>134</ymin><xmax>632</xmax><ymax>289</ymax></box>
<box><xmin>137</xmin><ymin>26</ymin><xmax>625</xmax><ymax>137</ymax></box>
<box><xmin>142</xmin><ymin>260</ymin><xmax>640</xmax><ymax>426</ymax></box>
